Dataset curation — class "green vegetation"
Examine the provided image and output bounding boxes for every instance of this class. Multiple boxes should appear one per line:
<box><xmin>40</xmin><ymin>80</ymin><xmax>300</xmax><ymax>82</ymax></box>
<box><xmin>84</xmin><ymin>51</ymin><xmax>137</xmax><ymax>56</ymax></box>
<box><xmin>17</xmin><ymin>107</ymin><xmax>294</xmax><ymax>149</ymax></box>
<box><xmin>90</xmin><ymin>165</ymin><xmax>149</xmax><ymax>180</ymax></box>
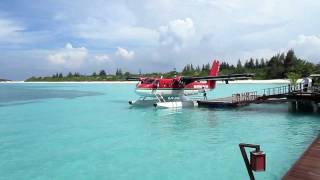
<box><xmin>286</xmin><ymin>72</ymin><xmax>300</xmax><ymax>85</ymax></box>
<box><xmin>25</xmin><ymin>50</ymin><xmax>320</xmax><ymax>82</ymax></box>
<box><xmin>217</xmin><ymin>50</ymin><xmax>319</xmax><ymax>79</ymax></box>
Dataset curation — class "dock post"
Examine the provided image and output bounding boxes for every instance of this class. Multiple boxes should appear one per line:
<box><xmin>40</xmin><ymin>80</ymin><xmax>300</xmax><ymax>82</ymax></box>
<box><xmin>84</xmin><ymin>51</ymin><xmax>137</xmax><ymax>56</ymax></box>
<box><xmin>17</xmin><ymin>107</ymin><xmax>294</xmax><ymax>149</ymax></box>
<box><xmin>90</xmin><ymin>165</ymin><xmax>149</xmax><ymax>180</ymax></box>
<box><xmin>311</xmin><ymin>101</ymin><xmax>318</xmax><ymax>113</ymax></box>
<box><xmin>288</xmin><ymin>101</ymin><xmax>296</xmax><ymax>112</ymax></box>
<box><xmin>239</xmin><ymin>143</ymin><xmax>266</xmax><ymax>180</ymax></box>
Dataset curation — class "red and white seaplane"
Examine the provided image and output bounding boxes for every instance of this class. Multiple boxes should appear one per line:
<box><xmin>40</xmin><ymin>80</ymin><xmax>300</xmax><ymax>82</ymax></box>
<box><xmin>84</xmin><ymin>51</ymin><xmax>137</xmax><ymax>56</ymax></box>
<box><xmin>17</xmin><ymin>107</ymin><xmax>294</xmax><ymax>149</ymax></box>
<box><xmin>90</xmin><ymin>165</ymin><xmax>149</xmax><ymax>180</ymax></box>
<box><xmin>128</xmin><ymin>60</ymin><xmax>253</xmax><ymax>108</ymax></box>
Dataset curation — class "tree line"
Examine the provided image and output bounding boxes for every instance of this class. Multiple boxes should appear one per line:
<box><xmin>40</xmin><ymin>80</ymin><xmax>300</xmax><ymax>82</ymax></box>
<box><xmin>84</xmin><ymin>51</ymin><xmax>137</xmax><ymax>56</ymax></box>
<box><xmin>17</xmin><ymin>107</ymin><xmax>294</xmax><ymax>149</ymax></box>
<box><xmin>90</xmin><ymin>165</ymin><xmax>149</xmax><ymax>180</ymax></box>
<box><xmin>26</xmin><ymin>50</ymin><xmax>320</xmax><ymax>81</ymax></box>
<box><xmin>180</xmin><ymin>50</ymin><xmax>319</xmax><ymax>79</ymax></box>
<box><xmin>26</xmin><ymin>68</ymin><xmax>128</xmax><ymax>82</ymax></box>
<box><xmin>218</xmin><ymin>50</ymin><xmax>319</xmax><ymax>79</ymax></box>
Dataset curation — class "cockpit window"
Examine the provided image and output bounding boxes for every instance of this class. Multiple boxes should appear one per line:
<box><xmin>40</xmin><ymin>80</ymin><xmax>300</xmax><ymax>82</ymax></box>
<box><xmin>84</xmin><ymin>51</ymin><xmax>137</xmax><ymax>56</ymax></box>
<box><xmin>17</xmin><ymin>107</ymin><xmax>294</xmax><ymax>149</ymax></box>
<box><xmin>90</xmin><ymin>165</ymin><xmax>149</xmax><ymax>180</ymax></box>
<box><xmin>141</xmin><ymin>78</ymin><xmax>155</xmax><ymax>84</ymax></box>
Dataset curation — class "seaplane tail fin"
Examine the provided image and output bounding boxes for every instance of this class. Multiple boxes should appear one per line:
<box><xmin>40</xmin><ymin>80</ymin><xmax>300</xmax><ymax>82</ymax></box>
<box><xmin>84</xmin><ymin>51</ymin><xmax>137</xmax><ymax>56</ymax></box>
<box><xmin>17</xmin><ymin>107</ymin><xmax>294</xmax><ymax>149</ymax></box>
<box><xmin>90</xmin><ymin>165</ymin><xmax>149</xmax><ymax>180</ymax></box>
<box><xmin>208</xmin><ymin>60</ymin><xmax>220</xmax><ymax>89</ymax></box>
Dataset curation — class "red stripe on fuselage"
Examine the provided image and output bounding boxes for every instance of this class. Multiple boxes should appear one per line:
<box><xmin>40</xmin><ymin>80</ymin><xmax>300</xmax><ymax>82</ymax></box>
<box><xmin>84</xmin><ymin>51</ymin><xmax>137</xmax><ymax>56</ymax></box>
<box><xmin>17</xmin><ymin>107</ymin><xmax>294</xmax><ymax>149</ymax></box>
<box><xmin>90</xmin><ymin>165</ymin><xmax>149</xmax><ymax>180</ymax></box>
<box><xmin>137</xmin><ymin>78</ymin><xmax>210</xmax><ymax>89</ymax></box>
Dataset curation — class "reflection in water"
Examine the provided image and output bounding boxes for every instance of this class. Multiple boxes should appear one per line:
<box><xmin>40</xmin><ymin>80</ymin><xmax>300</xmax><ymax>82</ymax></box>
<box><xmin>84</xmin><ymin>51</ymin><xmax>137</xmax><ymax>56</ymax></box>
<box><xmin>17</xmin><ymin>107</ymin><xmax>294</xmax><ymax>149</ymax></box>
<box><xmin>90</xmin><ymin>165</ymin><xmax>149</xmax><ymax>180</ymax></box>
<box><xmin>150</xmin><ymin>108</ymin><xmax>221</xmax><ymax>136</ymax></box>
<box><xmin>227</xmin><ymin>103</ymin><xmax>289</xmax><ymax>114</ymax></box>
<box><xmin>154</xmin><ymin>108</ymin><xmax>184</xmax><ymax>117</ymax></box>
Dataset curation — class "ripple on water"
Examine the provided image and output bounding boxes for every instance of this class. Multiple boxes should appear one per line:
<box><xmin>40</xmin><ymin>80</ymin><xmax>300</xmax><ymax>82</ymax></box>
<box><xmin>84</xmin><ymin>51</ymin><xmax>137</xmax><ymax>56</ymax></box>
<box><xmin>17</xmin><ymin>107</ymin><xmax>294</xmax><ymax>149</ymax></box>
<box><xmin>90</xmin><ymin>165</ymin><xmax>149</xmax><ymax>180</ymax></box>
<box><xmin>0</xmin><ymin>83</ymin><xmax>319</xmax><ymax>180</ymax></box>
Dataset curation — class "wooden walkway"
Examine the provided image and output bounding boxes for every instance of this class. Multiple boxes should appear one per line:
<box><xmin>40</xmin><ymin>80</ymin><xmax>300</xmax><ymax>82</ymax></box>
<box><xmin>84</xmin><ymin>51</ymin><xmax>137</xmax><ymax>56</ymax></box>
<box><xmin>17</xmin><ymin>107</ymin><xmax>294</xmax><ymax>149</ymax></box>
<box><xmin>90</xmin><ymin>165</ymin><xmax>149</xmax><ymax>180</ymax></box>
<box><xmin>282</xmin><ymin>135</ymin><xmax>320</xmax><ymax>180</ymax></box>
<box><xmin>197</xmin><ymin>96</ymin><xmax>250</xmax><ymax>108</ymax></box>
<box><xmin>197</xmin><ymin>96</ymin><xmax>288</xmax><ymax>108</ymax></box>
<box><xmin>198</xmin><ymin>84</ymin><xmax>320</xmax><ymax>109</ymax></box>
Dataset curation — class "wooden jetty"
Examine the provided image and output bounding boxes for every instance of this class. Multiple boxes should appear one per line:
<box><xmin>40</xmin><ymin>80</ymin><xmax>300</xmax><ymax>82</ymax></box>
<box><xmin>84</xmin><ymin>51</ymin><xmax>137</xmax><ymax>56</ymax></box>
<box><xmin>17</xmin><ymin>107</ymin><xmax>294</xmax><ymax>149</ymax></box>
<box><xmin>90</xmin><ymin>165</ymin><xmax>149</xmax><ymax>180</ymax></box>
<box><xmin>282</xmin><ymin>135</ymin><xmax>320</xmax><ymax>180</ymax></box>
<box><xmin>198</xmin><ymin>90</ymin><xmax>260</xmax><ymax>108</ymax></box>
<box><xmin>198</xmin><ymin>84</ymin><xmax>320</xmax><ymax>111</ymax></box>
<box><xmin>197</xmin><ymin>89</ymin><xmax>284</xmax><ymax>108</ymax></box>
<box><xmin>198</xmin><ymin>96</ymin><xmax>249</xmax><ymax>108</ymax></box>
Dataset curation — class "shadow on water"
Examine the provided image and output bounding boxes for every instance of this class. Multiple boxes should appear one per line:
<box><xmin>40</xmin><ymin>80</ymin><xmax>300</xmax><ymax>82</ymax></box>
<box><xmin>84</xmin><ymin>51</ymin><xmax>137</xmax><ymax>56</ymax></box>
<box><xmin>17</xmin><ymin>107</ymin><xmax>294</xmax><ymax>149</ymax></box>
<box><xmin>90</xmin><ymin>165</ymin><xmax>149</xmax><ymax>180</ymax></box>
<box><xmin>0</xmin><ymin>101</ymin><xmax>42</xmax><ymax>107</ymax></box>
<box><xmin>238</xmin><ymin>104</ymin><xmax>289</xmax><ymax>113</ymax></box>
<box><xmin>198</xmin><ymin>103</ymin><xmax>320</xmax><ymax>116</ymax></box>
<box><xmin>286</xmin><ymin>111</ymin><xmax>320</xmax><ymax>117</ymax></box>
<box><xmin>198</xmin><ymin>103</ymin><xmax>290</xmax><ymax>114</ymax></box>
<box><xmin>110</xmin><ymin>100</ymin><xmax>132</xmax><ymax>104</ymax></box>
<box><xmin>0</xmin><ymin>86</ymin><xmax>104</xmax><ymax>104</ymax></box>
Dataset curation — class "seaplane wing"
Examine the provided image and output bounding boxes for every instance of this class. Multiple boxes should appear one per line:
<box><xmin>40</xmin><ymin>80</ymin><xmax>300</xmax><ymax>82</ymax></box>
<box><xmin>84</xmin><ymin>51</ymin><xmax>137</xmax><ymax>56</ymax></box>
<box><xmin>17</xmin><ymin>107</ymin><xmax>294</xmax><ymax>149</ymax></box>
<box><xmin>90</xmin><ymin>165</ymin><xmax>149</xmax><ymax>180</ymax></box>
<box><xmin>180</xmin><ymin>73</ymin><xmax>254</xmax><ymax>82</ymax></box>
<box><xmin>127</xmin><ymin>60</ymin><xmax>254</xmax><ymax>108</ymax></box>
<box><xmin>126</xmin><ymin>77</ymin><xmax>141</xmax><ymax>81</ymax></box>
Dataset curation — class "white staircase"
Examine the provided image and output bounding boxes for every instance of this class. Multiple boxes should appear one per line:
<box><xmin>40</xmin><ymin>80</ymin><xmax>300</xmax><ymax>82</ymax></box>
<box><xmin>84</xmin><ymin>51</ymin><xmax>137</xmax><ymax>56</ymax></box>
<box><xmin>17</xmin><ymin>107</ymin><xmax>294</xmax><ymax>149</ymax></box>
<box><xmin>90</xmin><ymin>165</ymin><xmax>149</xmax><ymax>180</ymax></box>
<box><xmin>155</xmin><ymin>93</ymin><xmax>165</xmax><ymax>102</ymax></box>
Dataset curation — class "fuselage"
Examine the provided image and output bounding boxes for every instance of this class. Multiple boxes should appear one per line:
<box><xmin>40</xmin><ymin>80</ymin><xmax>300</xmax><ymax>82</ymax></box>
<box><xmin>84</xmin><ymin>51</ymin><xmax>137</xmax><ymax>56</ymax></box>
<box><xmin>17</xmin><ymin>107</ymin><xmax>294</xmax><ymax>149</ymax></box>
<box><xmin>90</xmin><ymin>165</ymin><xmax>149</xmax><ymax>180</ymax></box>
<box><xmin>134</xmin><ymin>60</ymin><xmax>220</xmax><ymax>98</ymax></box>
<box><xmin>135</xmin><ymin>77</ymin><xmax>211</xmax><ymax>97</ymax></box>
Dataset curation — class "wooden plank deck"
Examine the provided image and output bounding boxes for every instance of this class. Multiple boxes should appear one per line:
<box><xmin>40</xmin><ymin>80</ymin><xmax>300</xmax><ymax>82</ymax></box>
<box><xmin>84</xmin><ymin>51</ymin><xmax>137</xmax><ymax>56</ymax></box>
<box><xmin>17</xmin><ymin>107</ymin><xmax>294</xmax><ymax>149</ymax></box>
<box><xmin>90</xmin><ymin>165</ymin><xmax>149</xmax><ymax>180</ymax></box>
<box><xmin>197</xmin><ymin>96</ymin><xmax>249</xmax><ymax>108</ymax></box>
<box><xmin>282</xmin><ymin>134</ymin><xmax>320</xmax><ymax>180</ymax></box>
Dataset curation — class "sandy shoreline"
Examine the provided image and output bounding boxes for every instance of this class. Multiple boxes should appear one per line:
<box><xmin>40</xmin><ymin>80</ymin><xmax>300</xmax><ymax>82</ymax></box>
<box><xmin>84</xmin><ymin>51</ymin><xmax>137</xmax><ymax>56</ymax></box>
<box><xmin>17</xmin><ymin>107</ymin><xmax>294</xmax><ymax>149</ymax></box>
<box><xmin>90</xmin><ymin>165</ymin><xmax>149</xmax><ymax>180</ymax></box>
<box><xmin>0</xmin><ymin>79</ymin><xmax>291</xmax><ymax>84</ymax></box>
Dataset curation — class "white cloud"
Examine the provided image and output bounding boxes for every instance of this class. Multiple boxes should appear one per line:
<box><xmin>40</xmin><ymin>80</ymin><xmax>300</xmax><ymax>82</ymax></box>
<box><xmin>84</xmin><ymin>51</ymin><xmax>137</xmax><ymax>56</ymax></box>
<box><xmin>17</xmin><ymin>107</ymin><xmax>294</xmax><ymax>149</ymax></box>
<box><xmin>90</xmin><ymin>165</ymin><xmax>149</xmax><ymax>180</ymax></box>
<box><xmin>0</xmin><ymin>16</ymin><xmax>54</xmax><ymax>45</ymax></box>
<box><xmin>160</xmin><ymin>18</ymin><xmax>195</xmax><ymax>40</ymax></box>
<box><xmin>3</xmin><ymin>0</ymin><xmax>320</xmax><ymax>79</ymax></box>
<box><xmin>232</xmin><ymin>34</ymin><xmax>320</xmax><ymax>63</ymax></box>
<box><xmin>115</xmin><ymin>47</ymin><xmax>135</xmax><ymax>60</ymax></box>
<box><xmin>237</xmin><ymin>48</ymin><xmax>278</xmax><ymax>60</ymax></box>
<box><xmin>288</xmin><ymin>34</ymin><xmax>320</xmax><ymax>62</ymax></box>
<box><xmin>47</xmin><ymin>43</ymin><xmax>88</xmax><ymax>68</ymax></box>
<box><xmin>72</xmin><ymin>17</ymin><xmax>159</xmax><ymax>45</ymax></box>
<box><xmin>94</xmin><ymin>54</ymin><xmax>110</xmax><ymax>63</ymax></box>
<box><xmin>0</xmin><ymin>17</ymin><xmax>27</xmax><ymax>44</ymax></box>
<box><xmin>0</xmin><ymin>18</ymin><xmax>23</xmax><ymax>37</ymax></box>
<box><xmin>158</xmin><ymin>18</ymin><xmax>195</xmax><ymax>51</ymax></box>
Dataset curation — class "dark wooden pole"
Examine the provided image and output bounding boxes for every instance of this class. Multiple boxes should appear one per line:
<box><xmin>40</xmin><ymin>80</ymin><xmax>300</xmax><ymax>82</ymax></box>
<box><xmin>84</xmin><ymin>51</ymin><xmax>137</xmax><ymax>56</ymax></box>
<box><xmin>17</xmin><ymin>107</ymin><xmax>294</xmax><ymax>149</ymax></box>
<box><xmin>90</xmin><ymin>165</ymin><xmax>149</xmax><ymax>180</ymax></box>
<box><xmin>239</xmin><ymin>144</ymin><xmax>260</xmax><ymax>180</ymax></box>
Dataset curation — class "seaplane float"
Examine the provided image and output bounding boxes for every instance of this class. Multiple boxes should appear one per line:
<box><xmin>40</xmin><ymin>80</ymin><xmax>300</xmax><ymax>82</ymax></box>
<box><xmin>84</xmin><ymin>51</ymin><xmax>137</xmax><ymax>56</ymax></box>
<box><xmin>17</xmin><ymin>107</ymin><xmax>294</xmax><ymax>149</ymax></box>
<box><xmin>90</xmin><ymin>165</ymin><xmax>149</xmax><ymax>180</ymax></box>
<box><xmin>128</xmin><ymin>60</ymin><xmax>253</xmax><ymax>108</ymax></box>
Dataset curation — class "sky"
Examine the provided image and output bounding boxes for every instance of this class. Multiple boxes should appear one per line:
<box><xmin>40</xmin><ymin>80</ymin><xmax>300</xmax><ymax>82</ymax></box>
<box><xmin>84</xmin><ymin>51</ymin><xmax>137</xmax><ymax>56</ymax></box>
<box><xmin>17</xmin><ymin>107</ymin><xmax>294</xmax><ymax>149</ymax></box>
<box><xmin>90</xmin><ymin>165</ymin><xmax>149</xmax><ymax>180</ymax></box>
<box><xmin>0</xmin><ymin>0</ymin><xmax>320</xmax><ymax>80</ymax></box>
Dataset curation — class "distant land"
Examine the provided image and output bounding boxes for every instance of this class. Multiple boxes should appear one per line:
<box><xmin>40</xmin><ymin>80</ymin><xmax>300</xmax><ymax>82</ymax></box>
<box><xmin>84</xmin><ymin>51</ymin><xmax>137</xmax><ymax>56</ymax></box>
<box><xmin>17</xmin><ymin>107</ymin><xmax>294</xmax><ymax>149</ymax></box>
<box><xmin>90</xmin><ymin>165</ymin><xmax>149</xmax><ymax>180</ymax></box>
<box><xmin>0</xmin><ymin>79</ymin><xmax>11</xmax><ymax>82</ymax></box>
<box><xmin>26</xmin><ymin>50</ymin><xmax>320</xmax><ymax>82</ymax></box>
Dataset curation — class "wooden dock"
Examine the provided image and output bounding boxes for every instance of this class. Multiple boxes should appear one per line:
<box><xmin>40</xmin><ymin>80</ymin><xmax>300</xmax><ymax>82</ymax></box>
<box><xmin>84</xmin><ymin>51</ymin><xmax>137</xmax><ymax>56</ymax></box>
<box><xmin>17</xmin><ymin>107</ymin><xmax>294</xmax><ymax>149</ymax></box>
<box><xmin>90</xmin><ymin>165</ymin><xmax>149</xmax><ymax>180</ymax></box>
<box><xmin>197</xmin><ymin>96</ymin><xmax>249</xmax><ymax>108</ymax></box>
<box><xmin>198</xmin><ymin>97</ymin><xmax>289</xmax><ymax>108</ymax></box>
<box><xmin>282</xmin><ymin>135</ymin><xmax>320</xmax><ymax>180</ymax></box>
<box><xmin>198</xmin><ymin>84</ymin><xmax>320</xmax><ymax>109</ymax></box>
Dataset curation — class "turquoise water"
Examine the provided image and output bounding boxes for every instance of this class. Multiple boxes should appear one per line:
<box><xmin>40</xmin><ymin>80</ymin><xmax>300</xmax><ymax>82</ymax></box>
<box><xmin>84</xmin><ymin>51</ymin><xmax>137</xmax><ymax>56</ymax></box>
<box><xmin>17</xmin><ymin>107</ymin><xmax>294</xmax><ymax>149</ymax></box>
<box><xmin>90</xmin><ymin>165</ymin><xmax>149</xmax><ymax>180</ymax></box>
<box><xmin>0</xmin><ymin>83</ymin><xmax>319</xmax><ymax>180</ymax></box>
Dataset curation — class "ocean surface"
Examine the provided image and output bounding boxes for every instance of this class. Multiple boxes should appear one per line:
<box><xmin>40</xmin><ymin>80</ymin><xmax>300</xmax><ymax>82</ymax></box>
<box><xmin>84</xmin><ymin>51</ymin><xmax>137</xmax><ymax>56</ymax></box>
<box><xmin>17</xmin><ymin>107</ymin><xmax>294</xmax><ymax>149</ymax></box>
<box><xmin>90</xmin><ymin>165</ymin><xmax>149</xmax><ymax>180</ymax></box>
<box><xmin>0</xmin><ymin>83</ymin><xmax>319</xmax><ymax>180</ymax></box>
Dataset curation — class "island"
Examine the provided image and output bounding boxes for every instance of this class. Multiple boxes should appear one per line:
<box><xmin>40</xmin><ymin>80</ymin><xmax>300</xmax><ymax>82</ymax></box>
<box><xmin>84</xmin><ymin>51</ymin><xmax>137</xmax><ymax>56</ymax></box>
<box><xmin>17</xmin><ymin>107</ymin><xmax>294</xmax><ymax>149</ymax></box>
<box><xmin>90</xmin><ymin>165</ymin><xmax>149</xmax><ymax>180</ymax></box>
<box><xmin>25</xmin><ymin>50</ymin><xmax>320</xmax><ymax>82</ymax></box>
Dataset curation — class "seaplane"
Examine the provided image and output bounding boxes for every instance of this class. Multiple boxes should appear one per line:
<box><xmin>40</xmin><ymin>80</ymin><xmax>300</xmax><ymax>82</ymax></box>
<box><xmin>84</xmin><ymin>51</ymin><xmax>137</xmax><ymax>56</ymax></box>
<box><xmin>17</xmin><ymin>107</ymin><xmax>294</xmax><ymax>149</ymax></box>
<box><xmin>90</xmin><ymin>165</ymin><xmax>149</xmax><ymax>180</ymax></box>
<box><xmin>128</xmin><ymin>60</ymin><xmax>253</xmax><ymax>108</ymax></box>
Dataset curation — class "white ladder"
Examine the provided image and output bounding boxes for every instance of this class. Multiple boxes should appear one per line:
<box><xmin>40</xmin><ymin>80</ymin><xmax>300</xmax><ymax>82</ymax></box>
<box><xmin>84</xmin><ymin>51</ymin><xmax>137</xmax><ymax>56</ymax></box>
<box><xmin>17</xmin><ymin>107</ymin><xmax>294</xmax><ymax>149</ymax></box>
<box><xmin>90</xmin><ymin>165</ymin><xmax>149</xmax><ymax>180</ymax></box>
<box><xmin>155</xmin><ymin>93</ymin><xmax>165</xmax><ymax>102</ymax></box>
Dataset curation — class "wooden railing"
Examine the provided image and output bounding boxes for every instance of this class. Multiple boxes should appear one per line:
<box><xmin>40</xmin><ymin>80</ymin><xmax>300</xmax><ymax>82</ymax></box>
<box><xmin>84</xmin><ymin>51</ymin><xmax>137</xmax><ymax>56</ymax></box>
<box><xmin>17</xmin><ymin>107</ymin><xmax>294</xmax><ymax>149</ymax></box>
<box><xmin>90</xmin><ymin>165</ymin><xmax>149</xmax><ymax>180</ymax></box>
<box><xmin>232</xmin><ymin>91</ymin><xmax>258</xmax><ymax>103</ymax></box>
<box><xmin>310</xmin><ymin>86</ymin><xmax>320</xmax><ymax>93</ymax></box>
<box><xmin>289</xmin><ymin>84</ymin><xmax>320</xmax><ymax>93</ymax></box>
<box><xmin>262</xmin><ymin>84</ymin><xmax>309</xmax><ymax>96</ymax></box>
<box><xmin>263</xmin><ymin>85</ymin><xmax>290</xmax><ymax>96</ymax></box>
<box><xmin>231</xmin><ymin>84</ymin><xmax>320</xmax><ymax>104</ymax></box>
